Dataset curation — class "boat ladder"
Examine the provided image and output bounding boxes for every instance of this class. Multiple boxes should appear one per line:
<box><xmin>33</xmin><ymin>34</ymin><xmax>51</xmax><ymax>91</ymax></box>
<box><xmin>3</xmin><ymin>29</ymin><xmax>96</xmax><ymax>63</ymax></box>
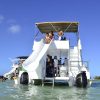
<box><xmin>42</xmin><ymin>77</ymin><xmax>55</xmax><ymax>87</ymax></box>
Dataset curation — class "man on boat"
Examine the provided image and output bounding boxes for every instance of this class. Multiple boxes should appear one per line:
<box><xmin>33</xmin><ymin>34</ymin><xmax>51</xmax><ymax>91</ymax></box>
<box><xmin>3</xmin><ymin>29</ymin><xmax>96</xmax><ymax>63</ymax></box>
<box><xmin>58</xmin><ymin>30</ymin><xmax>66</xmax><ymax>40</ymax></box>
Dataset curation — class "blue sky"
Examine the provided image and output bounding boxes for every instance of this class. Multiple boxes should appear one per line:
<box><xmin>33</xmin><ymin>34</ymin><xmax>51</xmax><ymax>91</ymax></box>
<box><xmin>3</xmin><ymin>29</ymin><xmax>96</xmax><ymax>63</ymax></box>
<box><xmin>0</xmin><ymin>0</ymin><xmax>100</xmax><ymax>77</ymax></box>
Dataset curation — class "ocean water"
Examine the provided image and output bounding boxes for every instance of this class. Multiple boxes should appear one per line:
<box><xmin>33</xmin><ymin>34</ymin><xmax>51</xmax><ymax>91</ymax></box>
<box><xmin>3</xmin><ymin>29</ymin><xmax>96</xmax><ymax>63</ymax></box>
<box><xmin>0</xmin><ymin>80</ymin><xmax>100</xmax><ymax>100</ymax></box>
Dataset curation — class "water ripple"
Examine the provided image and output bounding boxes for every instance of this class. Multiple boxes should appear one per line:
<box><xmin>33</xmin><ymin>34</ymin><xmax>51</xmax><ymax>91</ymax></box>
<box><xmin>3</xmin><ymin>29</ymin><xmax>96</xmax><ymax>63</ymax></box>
<box><xmin>0</xmin><ymin>80</ymin><xmax>100</xmax><ymax>100</ymax></box>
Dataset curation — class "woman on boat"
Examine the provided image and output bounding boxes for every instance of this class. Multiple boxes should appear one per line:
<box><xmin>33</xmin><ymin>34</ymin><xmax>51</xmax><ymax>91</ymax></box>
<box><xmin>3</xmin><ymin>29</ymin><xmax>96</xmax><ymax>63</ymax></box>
<box><xmin>54</xmin><ymin>56</ymin><xmax>58</xmax><ymax>76</ymax></box>
<box><xmin>46</xmin><ymin>55</ymin><xmax>54</xmax><ymax>77</ymax></box>
<box><xmin>45</xmin><ymin>31</ymin><xmax>54</xmax><ymax>43</ymax></box>
<box><xmin>49</xmin><ymin>31</ymin><xmax>54</xmax><ymax>40</ymax></box>
<box><xmin>45</xmin><ymin>33</ymin><xmax>50</xmax><ymax>44</ymax></box>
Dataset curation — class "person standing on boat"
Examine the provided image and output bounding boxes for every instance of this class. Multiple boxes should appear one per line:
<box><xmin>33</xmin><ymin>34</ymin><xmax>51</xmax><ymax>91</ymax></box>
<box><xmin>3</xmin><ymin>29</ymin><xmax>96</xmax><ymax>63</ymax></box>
<box><xmin>64</xmin><ymin>58</ymin><xmax>68</xmax><ymax>66</ymax></box>
<box><xmin>45</xmin><ymin>33</ymin><xmax>50</xmax><ymax>44</ymax></box>
<box><xmin>14</xmin><ymin>68</ymin><xmax>19</xmax><ymax>77</ymax></box>
<box><xmin>58</xmin><ymin>30</ymin><xmax>66</xmax><ymax>40</ymax></box>
<box><xmin>46</xmin><ymin>55</ymin><xmax>54</xmax><ymax>77</ymax></box>
<box><xmin>45</xmin><ymin>31</ymin><xmax>54</xmax><ymax>43</ymax></box>
<box><xmin>54</xmin><ymin>56</ymin><xmax>58</xmax><ymax>76</ymax></box>
<box><xmin>64</xmin><ymin>58</ymin><xmax>69</xmax><ymax>75</ymax></box>
<box><xmin>49</xmin><ymin>31</ymin><xmax>54</xmax><ymax>40</ymax></box>
<box><xmin>46</xmin><ymin>55</ymin><xmax>51</xmax><ymax>77</ymax></box>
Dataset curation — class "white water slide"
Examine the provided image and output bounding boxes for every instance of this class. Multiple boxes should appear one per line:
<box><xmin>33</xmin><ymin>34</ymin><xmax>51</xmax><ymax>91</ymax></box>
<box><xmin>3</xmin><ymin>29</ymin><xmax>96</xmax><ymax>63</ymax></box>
<box><xmin>23</xmin><ymin>39</ymin><xmax>44</xmax><ymax>66</ymax></box>
<box><xmin>23</xmin><ymin>39</ymin><xmax>52</xmax><ymax>71</ymax></box>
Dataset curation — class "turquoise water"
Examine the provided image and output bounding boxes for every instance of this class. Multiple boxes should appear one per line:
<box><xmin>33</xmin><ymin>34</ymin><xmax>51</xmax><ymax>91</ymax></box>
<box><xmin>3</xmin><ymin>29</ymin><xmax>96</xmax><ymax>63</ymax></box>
<box><xmin>0</xmin><ymin>80</ymin><xmax>100</xmax><ymax>100</ymax></box>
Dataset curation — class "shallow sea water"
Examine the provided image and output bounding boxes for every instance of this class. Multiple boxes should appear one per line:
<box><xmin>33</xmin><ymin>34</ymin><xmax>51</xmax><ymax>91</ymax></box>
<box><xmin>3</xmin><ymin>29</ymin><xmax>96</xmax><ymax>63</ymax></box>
<box><xmin>0</xmin><ymin>80</ymin><xmax>100</xmax><ymax>100</ymax></box>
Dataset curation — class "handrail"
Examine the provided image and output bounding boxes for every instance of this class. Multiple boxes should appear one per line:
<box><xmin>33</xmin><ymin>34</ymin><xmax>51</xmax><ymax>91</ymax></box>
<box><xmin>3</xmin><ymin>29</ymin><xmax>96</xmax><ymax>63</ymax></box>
<box><xmin>70</xmin><ymin>70</ymin><xmax>76</xmax><ymax>78</ymax></box>
<box><xmin>69</xmin><ymin>60</ymin><xmax>89</xmax><ymax>72</ymax></box>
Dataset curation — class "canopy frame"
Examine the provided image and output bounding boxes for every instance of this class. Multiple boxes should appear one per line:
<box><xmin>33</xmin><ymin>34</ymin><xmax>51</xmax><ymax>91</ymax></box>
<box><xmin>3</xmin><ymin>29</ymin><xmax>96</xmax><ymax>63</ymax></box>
<box><xmin>36</xmin><ymin>22</ymin><xmax>78</xmax><ymax>33</ymax></box>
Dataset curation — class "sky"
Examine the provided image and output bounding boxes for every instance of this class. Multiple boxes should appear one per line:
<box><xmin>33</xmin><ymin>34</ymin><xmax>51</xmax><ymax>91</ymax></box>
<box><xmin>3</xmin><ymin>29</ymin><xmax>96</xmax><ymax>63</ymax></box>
<box><xmin>0</xmin><ymin>0</ymin><xmax>100</xmax><ymax>77</ymax></box>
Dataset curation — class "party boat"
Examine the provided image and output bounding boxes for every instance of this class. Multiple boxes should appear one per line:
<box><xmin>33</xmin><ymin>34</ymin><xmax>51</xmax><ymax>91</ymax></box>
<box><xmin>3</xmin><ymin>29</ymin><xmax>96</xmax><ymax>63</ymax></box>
<box><xmin>5</xmin><ymin>22</ymin><xmax>91</xmax><ymax>87</ymax></box>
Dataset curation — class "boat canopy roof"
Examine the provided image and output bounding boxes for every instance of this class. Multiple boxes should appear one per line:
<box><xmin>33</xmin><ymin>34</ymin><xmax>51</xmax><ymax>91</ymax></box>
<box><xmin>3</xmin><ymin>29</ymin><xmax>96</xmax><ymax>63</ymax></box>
<box><xmin>36</xmin><ymin>22</ymin><xmax>78</xmax><ymax>33</ymax></box>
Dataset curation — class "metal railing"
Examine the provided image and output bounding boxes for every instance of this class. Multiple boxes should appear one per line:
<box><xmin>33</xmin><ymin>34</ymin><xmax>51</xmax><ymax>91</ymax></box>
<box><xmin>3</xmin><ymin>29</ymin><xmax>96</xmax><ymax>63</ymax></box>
<box><xmin>69</xmin><ymin>60</ymin><xmax>89</xmax><ymax>72</ymax></box>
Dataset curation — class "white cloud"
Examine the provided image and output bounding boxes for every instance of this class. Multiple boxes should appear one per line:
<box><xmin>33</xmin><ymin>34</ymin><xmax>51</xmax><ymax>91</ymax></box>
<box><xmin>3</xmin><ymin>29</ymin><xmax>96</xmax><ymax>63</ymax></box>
<box><xmin>0</xmin><ymin>15</ymin><xmax>4</xmax><ymax>24</ymax></box>
<box><xmin>0</xmin><ymin>15</ymin><xmax>21</xmax><ymax>34</ymax></box>
<box><xmin>8</xmin><ymin>25</ymin><xmax>21</xmax><ymax>34</ymax></box>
